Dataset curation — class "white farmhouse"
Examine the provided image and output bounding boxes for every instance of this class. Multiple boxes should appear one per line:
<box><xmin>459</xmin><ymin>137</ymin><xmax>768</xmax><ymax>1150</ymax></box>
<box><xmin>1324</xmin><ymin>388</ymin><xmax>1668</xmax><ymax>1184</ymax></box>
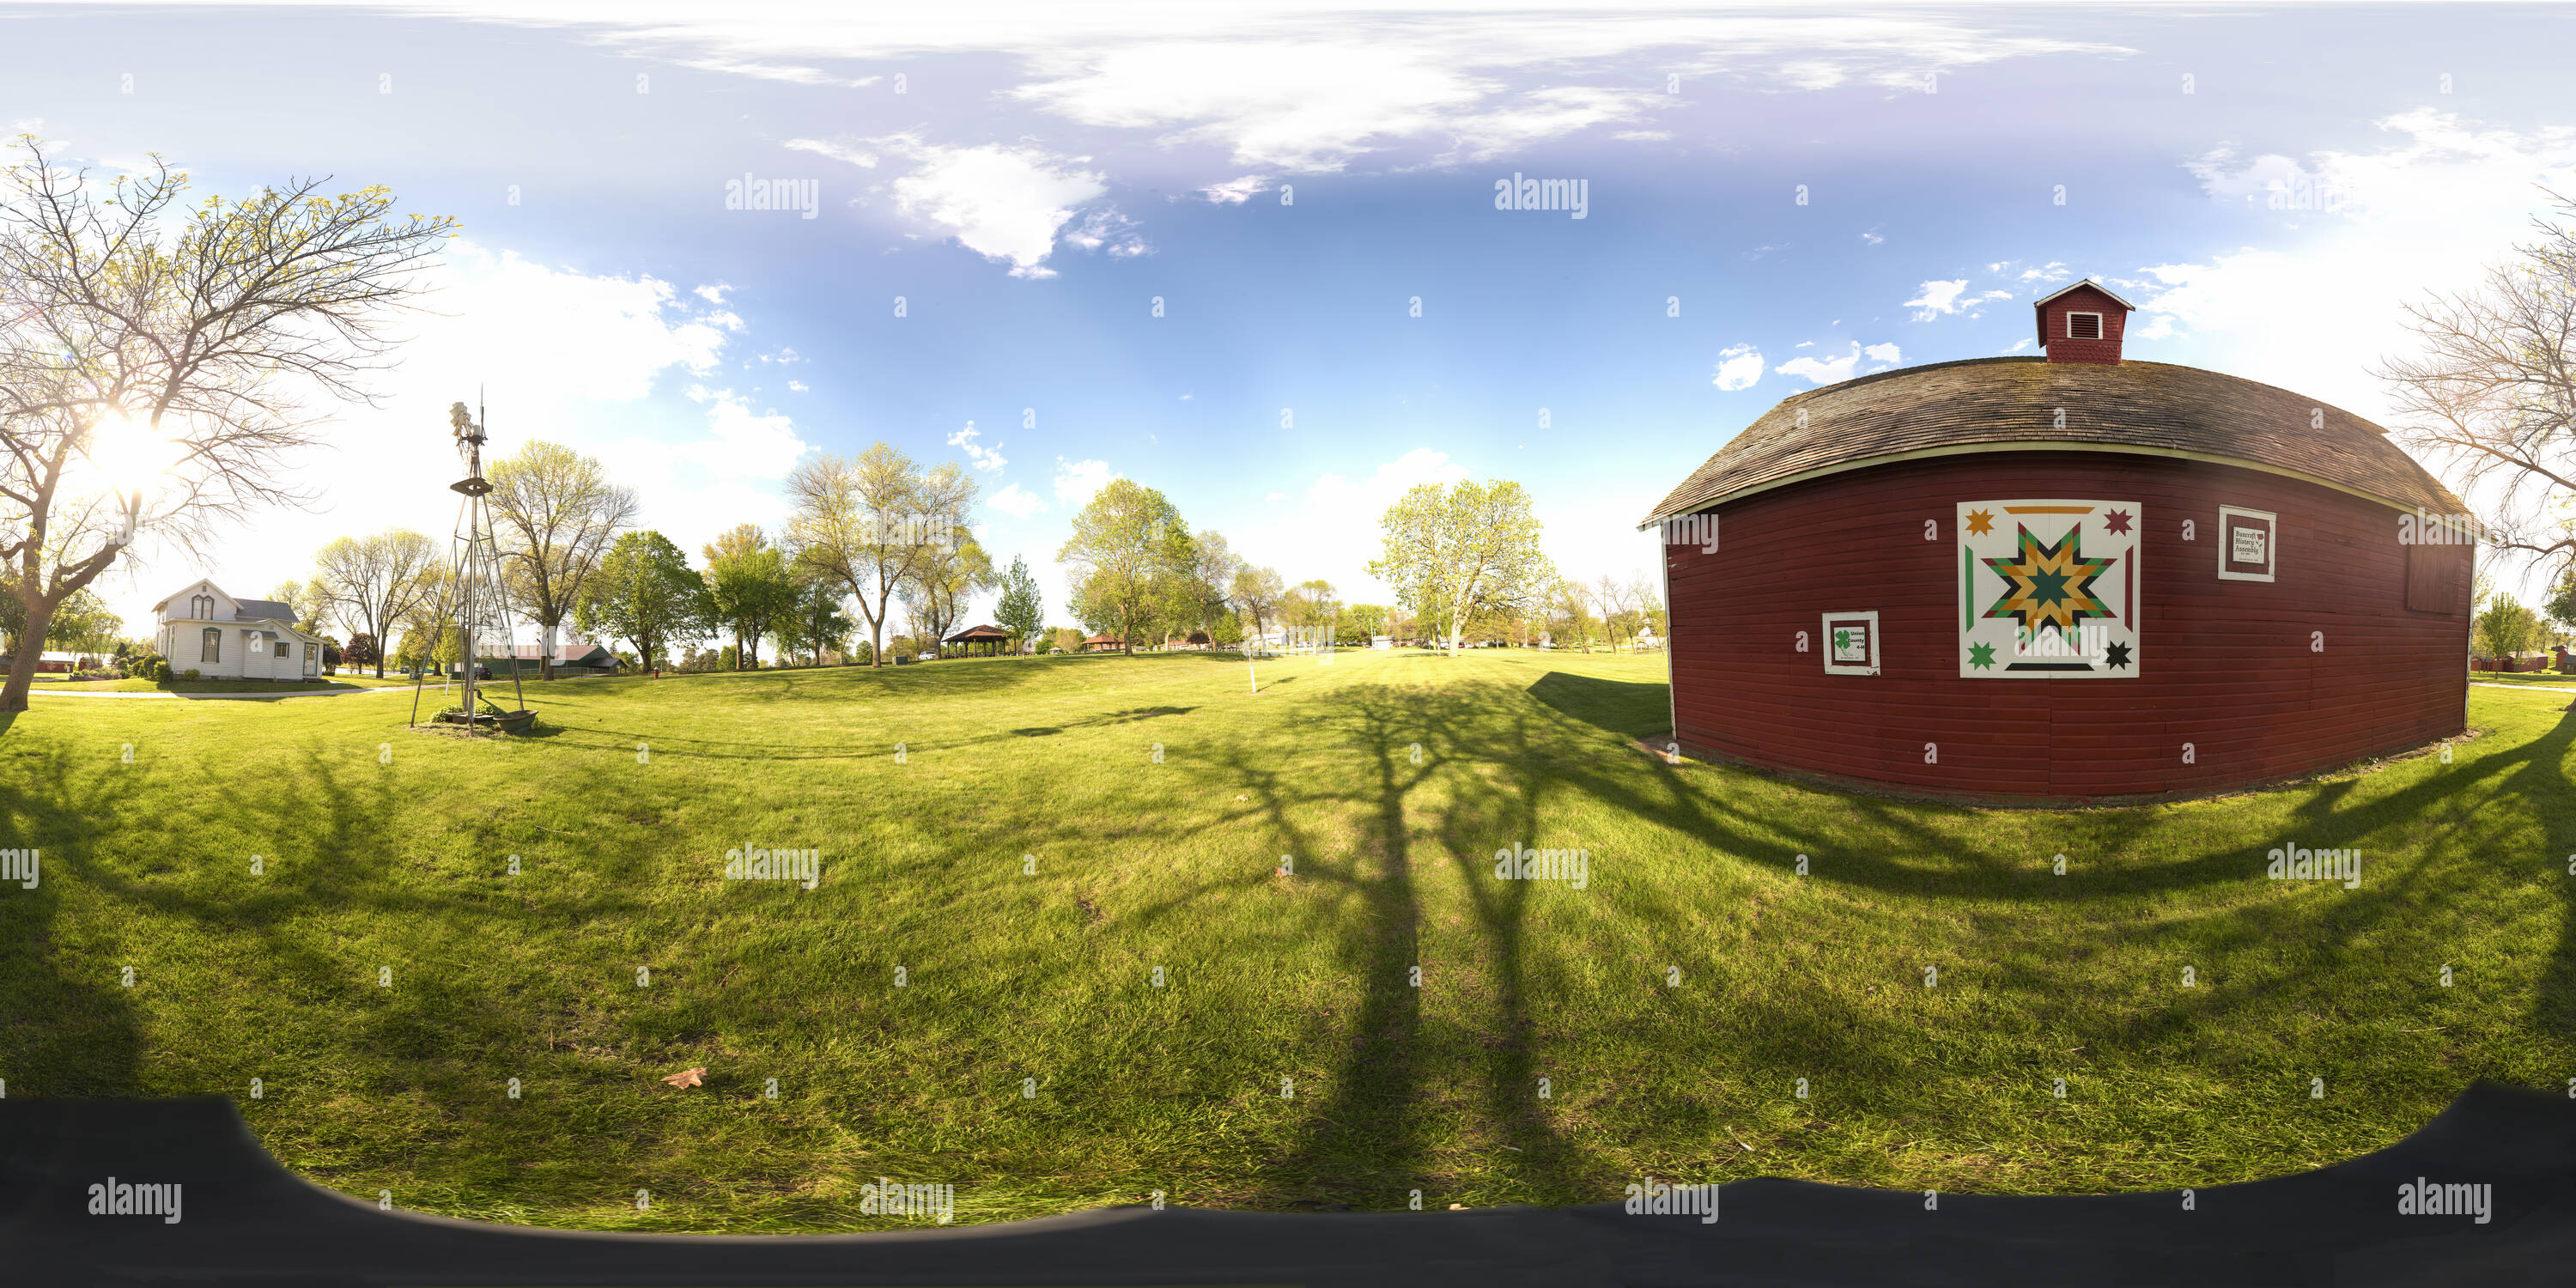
<box><xmin>151</xmin><ymin>580</ymin><xmax>330</xmax><ymax>681</ymax></box>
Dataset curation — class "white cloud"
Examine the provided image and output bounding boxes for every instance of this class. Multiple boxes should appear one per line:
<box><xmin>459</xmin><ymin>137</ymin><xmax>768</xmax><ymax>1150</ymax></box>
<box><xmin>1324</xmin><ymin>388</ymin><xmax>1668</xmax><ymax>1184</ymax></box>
<box><xmin>670</xmin><ymin>392</ymin><xmax>812</xmax><ymax>480</ymax></box>
<box><xmin>98</xmin><ymin>240</ymin><xmax>767</xmax><ymax>636</ymax></box>
<box><xmin>1777</xmin><ymin>60</ymin><xmax>1847</xmax><ymax>90</ymax></box>
<box><xmin>1776</xmin><ymin>340</ymin><xmax>1897</xmax><ymax>385</ymax></box>
<box><xmin>1060</xmin><ymin>205</ymin><xmax>1150</xmax><ymax>257</ymax></box>
<box><xmin>990</xmin><ymin>482</ymin><xmax>1046</xmax><ymax>519</ymax></box>
<box><xmin>1200</xmin><ymin>174</ymin><xmax>1270</xmax><ymax>203</ymax></box>
<box><xmin>2138</xmin><ymin>110</ymin><xmax>2576</xmax><ymax>427</ymax></box>
<box><xmin>948</xmin><ymin>422</ymin><xmax>1008</xmax><ymax>472</ymax></box>
<box><xmin>866</xmin><ymin>134</ymin><xmax>1112</xmax><ymax>276</ymax></box>
<box><xmin>694</xmin><ymin>283</ymin><xmax>731</xmax><ymax>305</ymax></box>
<box><xmin>1860</xmin><ymin>230</ymin><xmax>1884</xmax><ymax>246</ymax></box>
<box><xmin>2003</xmin><ymin>337</ymin><xmax>2034</xmax><ymax>354</ymax></box>
<box><xmin>787</xmin><ymin>380</ymin><xmax>809</xmax><ymax>392</ymax></box>
<box><xmin>1712</xmin><ymin>343</ymin><xmax>1765</xmax><ymax>391</ymax></box>
<box><xmin>493</xmin><ymin>7</ymin><xmax>2119</xmax><ymax>174</ymax></box>
<box><xmin>1054</xmin><ymin>457</ymin><xmax>1115</xmax><ymax>504</ymax></box>
<box><xmin>1231</xmin><ymin>448</ymin><xmax>1470</xmax><ymax>600</ymax></box>
<box><xmin>783</xmin><ymin>137</ymin><xmax>880</xmax><ymax>169</ymax></box>
<box><xmin>1903</xmin><ymin>278</ymin><xmax>1971</xmax><ymax>319</ymax></box>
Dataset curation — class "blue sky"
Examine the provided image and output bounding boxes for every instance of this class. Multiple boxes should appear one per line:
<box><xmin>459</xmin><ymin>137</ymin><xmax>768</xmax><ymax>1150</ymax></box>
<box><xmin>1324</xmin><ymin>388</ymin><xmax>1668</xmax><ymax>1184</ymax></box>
<box><xmin>9</xmin><ymin>2</ymin><xmax>2573</xmax><ymax>644</ymax></box>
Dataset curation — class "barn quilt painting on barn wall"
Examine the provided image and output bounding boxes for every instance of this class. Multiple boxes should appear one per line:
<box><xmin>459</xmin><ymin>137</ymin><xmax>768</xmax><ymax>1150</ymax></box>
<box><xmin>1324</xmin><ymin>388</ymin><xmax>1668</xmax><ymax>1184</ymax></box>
<box><xmin>1958</xmin><ymin>499</ymin><xmax>2142</xmax><ymax>677</ymax></box>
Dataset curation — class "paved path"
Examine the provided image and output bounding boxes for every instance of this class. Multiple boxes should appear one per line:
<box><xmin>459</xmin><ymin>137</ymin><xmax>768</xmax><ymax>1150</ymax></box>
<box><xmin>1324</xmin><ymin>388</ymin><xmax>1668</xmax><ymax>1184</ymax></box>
<box><xmin>28</xmin><ymin>684</ymin><xmax>421</xmax><ymax>701</ymax></box>
<box><xmin>2470</xmin><ymin>681</ymin><xmax>2574</xmax><ymax>695</ymax></box>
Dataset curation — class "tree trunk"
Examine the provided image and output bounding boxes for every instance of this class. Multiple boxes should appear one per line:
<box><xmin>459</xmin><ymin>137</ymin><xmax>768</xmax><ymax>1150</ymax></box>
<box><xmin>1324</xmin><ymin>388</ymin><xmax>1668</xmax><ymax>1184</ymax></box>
<box><xmin>1</xmin><ymin>591</ymin><xmax>62</xmax><ymax>714</ymax></box>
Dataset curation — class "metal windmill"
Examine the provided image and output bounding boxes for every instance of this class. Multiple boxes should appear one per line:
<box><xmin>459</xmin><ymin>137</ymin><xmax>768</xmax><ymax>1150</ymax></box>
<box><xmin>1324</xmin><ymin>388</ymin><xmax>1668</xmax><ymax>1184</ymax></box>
<box><xmin>409</xmin><ymin>393</ymin><xmax>527</xmax><ymax>731</ymax></box>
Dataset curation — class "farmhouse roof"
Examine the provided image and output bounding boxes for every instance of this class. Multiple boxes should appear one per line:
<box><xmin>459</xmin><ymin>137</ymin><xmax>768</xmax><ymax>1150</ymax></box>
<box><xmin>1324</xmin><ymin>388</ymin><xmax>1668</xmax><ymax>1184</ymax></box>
<box><xmin>232</xmin><ymin>598</ymin><xmax>298</xmax><ymax>623</ymax></box>
<box><xmin>1640</xmin><ymin>356</ymin><xmax>2466</xmax><ymax>526</ymax></box>
<box><xmin>945</xmin><ymin>624</ymin><xmax>1010</xmax><ymax>642</ymax></box>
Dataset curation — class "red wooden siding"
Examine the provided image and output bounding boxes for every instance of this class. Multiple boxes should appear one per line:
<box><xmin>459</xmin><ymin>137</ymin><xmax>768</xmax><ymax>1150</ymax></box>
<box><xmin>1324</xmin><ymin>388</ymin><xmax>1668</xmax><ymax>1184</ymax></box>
<box><xmin>1665</xmin><ymin>451</ymin><xmax>2470</xmax><ymax>802</ymax></box>
<box><xmin>2040</xmin><ymin>285</ymin><xmax>2128</xmax><ymax>365</ymax></box>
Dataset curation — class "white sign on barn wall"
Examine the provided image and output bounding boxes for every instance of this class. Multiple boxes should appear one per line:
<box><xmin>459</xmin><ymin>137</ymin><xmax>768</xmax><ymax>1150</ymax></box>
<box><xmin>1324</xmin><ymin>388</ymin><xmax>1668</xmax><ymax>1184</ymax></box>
<box><xmin>1957</xmin><ymin>499</ymin><xmax>2142</xmax><ymax>677</ymax></box>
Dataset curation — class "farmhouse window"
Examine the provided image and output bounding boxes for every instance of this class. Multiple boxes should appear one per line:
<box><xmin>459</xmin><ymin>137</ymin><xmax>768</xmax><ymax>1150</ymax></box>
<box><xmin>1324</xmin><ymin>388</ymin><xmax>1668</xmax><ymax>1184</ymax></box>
<box><xmin>191</xmin><ymin>593</ymin><xmax>214</xmax><ymax>619</ymax></box>
<box><xmin>201</xmin><ymin>628</ymin><xmax>220</xmax><ymax>663</ymax></box>
<box><xmin>274</xmin><ymin>641</ymin><xmax>289</xmax><ymax>659</ymax></box>
<box><xmin>2066</xmin><ymin>312</ymin><xmax>2103</xmax><ymax>340</ymax></box>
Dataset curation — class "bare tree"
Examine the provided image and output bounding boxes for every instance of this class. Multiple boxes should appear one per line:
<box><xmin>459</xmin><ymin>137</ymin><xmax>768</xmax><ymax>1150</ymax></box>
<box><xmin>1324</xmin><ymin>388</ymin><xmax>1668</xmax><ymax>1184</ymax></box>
<box><xmin>313</xmin><ymin>529</ymin><xmax>440</xmax><ymax>677</ymax></box>
<box><xmin>2377</xmin><ymin>190</ymin><xmax>2576</xmax><ymax>581</ymax></box>
<box><xmin>0</xmin><ymin>137</ymin><xmax>453</xmax><ymax>709</ymax></box>
<box><xmin>487</xmin><ymin>440</ymin><xmax>637</xmax><ymax>680</ymax></box>
<box><xmin>785</xmin><ymin>444</ymin><xmax>975</xmax><ymax>667</ymax></box>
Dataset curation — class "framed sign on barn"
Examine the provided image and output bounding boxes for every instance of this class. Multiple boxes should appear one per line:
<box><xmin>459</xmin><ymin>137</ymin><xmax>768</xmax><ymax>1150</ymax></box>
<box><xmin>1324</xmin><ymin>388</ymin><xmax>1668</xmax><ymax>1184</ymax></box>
<box><xmin>1821</xmin><ymin>611</ymin><xmax>1880</xmax><ymax>676</ymax></box>
<box><xmin>2217</xmin><ymin>506</ymin><xmax>2277</xmax><ymax>582</ymax></box>
<box><xmin>1959</xmin><ymin>499</ymin><xmax>2142</xmax><ymax>677</ymax></box>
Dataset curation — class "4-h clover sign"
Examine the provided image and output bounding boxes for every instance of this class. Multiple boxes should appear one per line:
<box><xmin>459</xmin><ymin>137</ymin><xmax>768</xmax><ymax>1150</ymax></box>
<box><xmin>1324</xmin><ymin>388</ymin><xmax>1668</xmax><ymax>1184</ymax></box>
<box><xmin>1957</xmin><ymin>499</ymin><xmax>2141</xmax><ymax>677</ymax></box>
<box><xmin>1821</xmin><ymin>611</ymin><xmax>1879</xmax><ymax>676</ymax></box>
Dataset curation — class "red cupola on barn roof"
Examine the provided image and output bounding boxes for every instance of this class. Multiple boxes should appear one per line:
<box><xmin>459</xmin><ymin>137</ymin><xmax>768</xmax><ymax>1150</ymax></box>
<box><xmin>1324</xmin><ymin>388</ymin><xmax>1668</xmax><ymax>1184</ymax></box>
<box><xmin>2032</xmin><ymin>278</ymin><xmax>2136</xmax><ymax>364</ymax></box>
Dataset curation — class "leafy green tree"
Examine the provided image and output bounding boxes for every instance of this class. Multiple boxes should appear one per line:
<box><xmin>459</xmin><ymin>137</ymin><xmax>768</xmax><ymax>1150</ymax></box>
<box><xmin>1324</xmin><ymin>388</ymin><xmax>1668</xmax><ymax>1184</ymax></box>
<box><xmin>2544</xmin><ymin>569</ymin><xmax>2576</xmax><ymax>638</ymax></box>
<box><xmin>1230</xmin><ymin>566</ymin><xmax>1284</xmax><ymax>648</ymax></box>
<box><xmin>2474</xmin><ymin>592</ymin><xmax>2543</xmax><ymax>658</ymax></box>
<box><xmin>487</xmin><ymin>440</ymin><xmax>638</xmax><ymax>679</ymax></box>
<box><xmin>994</xmin><ymin>555</ymin><xmax>1045</xmax><ymax>654</ymax></box>
<box><xmin>786</xmin><ymin>443</ymin><xmax>978</xmax><ymax>668</ymax></box>
<box><xmin>313</xmin><ymin>529</ymin><xmax>441</xmax><ymax>677</ymax></box>
<box><xmin>1345</xmin><ymin>603</ymin><xmax>1389</xmax><ymax>637</ymax></box>
<box><xmin>576</xmin><ymin>531</ymin><xmax>712</xmax><ymax>672</ymax></box>
<box><xmin>1369</xmin><ymin>479</ymin><xmax>1556</xmax><ymax>655</ymax></box>
<box><xmin>1058</xmin><ymin>477</ymin><xmax>1197</xmax><ymax>656</ymax></box>
<box><xmin>902</xmin><ymin>531</ymin><xmax>996</xmax><ymax>654</ymax></box>
<box><xmin>775</xmin><ymin>574</ymin><xmax>854</xmax><ymax>665</ymax></box>
<box><xmin>702</xmin><ymin>524</ymin><xmax>799</xmax><ymax>668</ymax></box>
<box><xmin>268</xmin><ymin>580</ymin><xmax>325</xmax><ymax>633</ymax></box>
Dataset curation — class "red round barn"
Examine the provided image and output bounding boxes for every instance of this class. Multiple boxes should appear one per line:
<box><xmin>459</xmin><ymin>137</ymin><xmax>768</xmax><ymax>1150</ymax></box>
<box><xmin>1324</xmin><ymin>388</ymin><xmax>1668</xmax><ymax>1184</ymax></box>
<box><xmin>1643</xmin><ymin>280</ymin><xmax>2473</xmax><ymax>804</ymax></box>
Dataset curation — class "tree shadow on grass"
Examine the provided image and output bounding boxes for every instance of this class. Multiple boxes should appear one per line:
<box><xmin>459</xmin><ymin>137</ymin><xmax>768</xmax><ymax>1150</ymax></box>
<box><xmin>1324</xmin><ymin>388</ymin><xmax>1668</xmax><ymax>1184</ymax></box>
<box><xmin>1133</xmin><ymin>671</ymin><xmax>2576</xmax><ymax>1201</ymax></box>
<box><xmin>0</xmin><ymin>720</ymin><xmax>143</xmax><ymax>1096</ymax></box>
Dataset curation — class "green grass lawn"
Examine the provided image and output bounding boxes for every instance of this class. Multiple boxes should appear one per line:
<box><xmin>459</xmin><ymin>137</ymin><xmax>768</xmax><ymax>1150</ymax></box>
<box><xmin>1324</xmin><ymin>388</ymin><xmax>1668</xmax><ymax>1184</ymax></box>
<box><xmin>3</xmin><ymin>649</ymin><xmax>2571</xmax><ymax>1232</ymax></box>
<box><xmin>2471</xmin><ymin>671</ymin><xmax>2576</xmax><ymax>686</ymax></box>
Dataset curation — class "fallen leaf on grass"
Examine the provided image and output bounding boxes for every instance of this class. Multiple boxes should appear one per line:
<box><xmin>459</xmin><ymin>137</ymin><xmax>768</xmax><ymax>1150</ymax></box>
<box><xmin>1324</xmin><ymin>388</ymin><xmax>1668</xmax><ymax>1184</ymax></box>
<box><xmin>662</xmin><ymin>1066</ymin><xmax>707</xmax><ymax>1089</ymax></box>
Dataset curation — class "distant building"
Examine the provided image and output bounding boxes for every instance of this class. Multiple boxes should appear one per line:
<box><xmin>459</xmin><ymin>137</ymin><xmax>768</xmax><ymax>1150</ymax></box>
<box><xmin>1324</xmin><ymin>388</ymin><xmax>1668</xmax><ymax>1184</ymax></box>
<box><xmin>151</xmin><ymin>579</ymin><xmax>329</xmax><ymax>680</ymax></box>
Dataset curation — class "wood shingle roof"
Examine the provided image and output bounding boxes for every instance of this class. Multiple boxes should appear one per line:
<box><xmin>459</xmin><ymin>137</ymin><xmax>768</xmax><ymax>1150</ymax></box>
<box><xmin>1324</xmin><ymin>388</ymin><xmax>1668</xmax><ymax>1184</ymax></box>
<box><xmin>1641</xmin><ymin>356</ymin><xmax>2465</xmax><ymax>526</ymax></box>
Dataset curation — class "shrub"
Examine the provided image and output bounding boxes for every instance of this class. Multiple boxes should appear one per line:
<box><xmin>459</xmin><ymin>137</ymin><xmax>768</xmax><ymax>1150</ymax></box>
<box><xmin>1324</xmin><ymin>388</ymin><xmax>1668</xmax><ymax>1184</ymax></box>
<box><xmin>180</xmin><ymin>668</ymin><xmax>201</xmax><ymax>681</ymax></box>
